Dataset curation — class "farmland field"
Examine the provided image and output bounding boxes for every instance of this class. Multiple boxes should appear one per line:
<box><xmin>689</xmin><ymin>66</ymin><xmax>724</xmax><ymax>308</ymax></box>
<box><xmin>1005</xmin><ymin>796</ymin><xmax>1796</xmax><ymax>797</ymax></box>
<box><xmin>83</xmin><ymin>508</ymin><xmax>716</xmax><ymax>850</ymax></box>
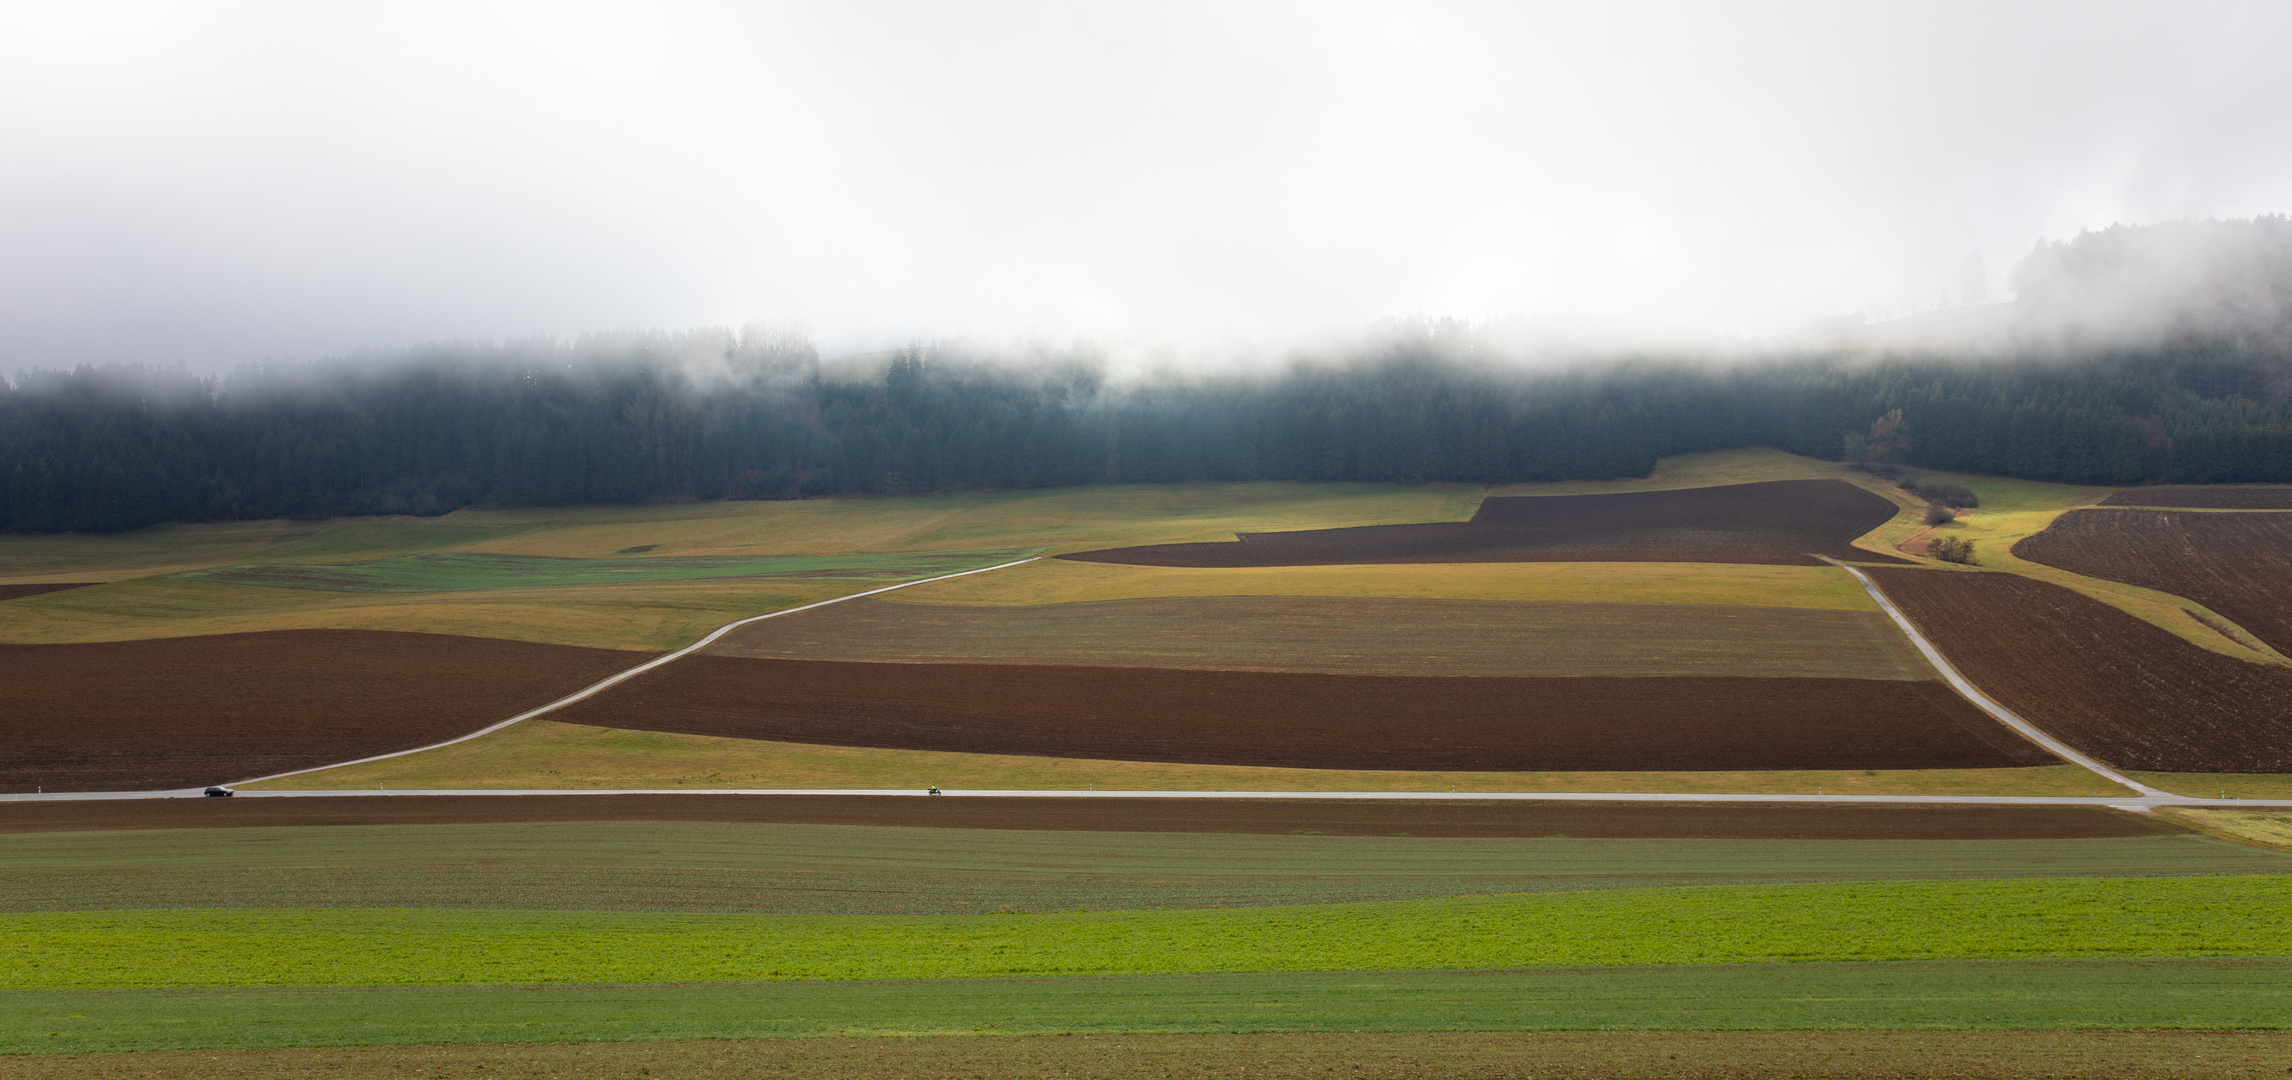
<box><xmin>2013</xmin><ymin>509</ymin><xmax>2292</xmax><ymax>654</ymax></box>
<box><xmin>6</xmin><ymin>875</ymin><xmax>2287</xmax><ymax>990</ymax></box>
<box><xmin>708</xmin><ymin>596</ymin><xmax>1935</xmax><ymax>678</ymax></box>
<box><xmin>251</xmin><ymin>720</ymin><xmax>2119</xmax><ymax>794</ymax></box>
<box><xmin>176</xmin><ymin>549</ymin><xmax>1036</xmax><ymax>593</ymax></box>
<box><xmin>12</xmin><ymin>969</ymin><xmax>2292</xmax><ymax>1061</ymax></box>
<box><xmin>1064</xmin><ymin>479</ymin><xmax>1913</xmax><ymax>567</ymax></box>
<box><xmin>893</xmin><ymin>556</ymin><xmax>1879</xmax><ymax>608</ymax></box>
<box><xmin>1863</xmin><ymin>567</ymin><xmax>2292</xmax><ymax>772</ymax></box>
<box><xmin>0</xmin><ymin>582</ymin><xmax>96</xmax><ymax>601</ymax></box>
<box><xmin>552</xmin><ymin>658</ymin><xmax>2049</xmax><ymax>771</ymax></box>
<box><xmin>2101</xmin><ymin>485</ymin><xmax>2292</xmax><ymax>509</ymax></box>
<box><xmin>0</xmin><ymin>631</ymin><xmax>649</xmax><ymax>792</ymax></box>
<box><xmin>6</xmin><ymin>817</ymin><xmax>2275</xmax><ymax>916</ymax></box>
<box><xmin>0</xmin><ymin>794</ymin><xmax>2182</xmax><ymax>839</ymax></box>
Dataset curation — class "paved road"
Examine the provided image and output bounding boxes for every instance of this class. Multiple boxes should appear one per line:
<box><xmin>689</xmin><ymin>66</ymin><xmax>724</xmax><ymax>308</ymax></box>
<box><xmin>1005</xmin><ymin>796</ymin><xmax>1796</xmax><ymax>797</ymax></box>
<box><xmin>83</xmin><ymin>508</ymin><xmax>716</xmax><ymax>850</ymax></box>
<box><xmin>4</xmin><ymin>786</ymin><xmax>2290</xmax><ymax>809</ymax></box>
<box><xmin>1822</xmin><ymin>557</ymin><xmax>2175</xmax><ymax>797</ymax></box>
<box><xmin>218</xmin><ymin>555</ymin><xmax>1043</xmax><ymax>788</ymax></box>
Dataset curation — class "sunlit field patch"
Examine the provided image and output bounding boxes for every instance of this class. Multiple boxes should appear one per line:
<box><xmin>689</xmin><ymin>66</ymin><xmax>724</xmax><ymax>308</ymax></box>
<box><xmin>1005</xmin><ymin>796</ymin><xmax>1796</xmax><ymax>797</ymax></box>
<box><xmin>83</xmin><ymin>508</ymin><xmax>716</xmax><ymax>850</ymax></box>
<box><xmin>4</xmin><ymin>875</ymin><xmax>2285</xmax><ymax>990</ymax></box>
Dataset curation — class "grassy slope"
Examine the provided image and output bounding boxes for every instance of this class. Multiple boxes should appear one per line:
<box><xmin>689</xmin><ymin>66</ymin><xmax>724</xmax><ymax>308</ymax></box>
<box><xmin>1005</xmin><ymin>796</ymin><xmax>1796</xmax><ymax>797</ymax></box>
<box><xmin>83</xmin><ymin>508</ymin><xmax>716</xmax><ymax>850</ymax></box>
<box><xmin>249</xmin><ymin>720</ymin><xmax>2129</xmax><ymax>796</ymax></box>
<box><xmin>7</xmin><ymin>822</ymin><xmax>2274</xmax><ymax>915</ymax></box>
<box><xmin>11</xmin><ymin>967</ymin><xmax>2292</xmax><ymax>1056</ymax></box>
<box><xmin>6</xmin><ymin>875</ymin><xmax>2286</xmax><ymax>990</ymax></box>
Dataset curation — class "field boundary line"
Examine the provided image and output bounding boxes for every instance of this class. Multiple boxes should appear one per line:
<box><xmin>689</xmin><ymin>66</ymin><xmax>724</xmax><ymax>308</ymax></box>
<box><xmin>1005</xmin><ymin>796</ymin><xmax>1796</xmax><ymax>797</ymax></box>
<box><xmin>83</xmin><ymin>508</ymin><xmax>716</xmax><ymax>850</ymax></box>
<box><xmin>224</xmin><ymin>556</ymin><xmax>1043</xmax><ymax>789</ymax></box>
<box><xmin>1821</xmin><ymin>558</ymin><xmax>2174</xmax><ymax>799</ymax></box>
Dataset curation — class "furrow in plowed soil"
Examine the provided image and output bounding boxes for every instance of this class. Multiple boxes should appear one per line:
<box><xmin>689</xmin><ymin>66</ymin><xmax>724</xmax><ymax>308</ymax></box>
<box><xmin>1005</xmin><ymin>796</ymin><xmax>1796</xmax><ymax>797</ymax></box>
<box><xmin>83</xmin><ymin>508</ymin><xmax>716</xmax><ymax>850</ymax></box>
<box><xmin>2013</xmin><ymin>508</ymin><xmax>2292</xmax><ymax>654</ymax></box>
<box><xmin>0</xmin><ymin>582</ymin><xmax>99</xmax><ymax>601</ymax></box>
<box><xmin>0</xmin><ymin>631</ymin><xmax>654</xmax><ymax>792</ymax></box>
<box><xmin>0</xmin><ymin>794</ymin><xmax>2185</xmax><ymax>839</ymax></box>
<box><xmin>2101</xmin><ymin>485</ymin><xmax>2292</xmax><ymax>508</ymax></box>
<box><xmin>557</xmin><ymin>657</ymin><xmax>2054</xmax><ymax>771</ymax></box>
<box><xmin>1865</xmin><ymin>567</ymin><xmax>2292</xmax><ymax>772</ymax></box>
<box><xmin>1060</xmin><ymin>480</ymin><xmax>1913</xmax><ymax>567</ymax></box>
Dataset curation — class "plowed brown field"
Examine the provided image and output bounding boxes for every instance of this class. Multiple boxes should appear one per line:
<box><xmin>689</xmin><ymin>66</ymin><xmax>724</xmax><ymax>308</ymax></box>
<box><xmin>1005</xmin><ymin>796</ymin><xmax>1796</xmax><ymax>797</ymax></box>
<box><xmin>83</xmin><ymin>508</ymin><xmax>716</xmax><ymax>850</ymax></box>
<box><xmin>0</xmin><ymin>794</ymin><xmax>2183</xmax><ymax>839</ymax></box>
<box><xmin>2102</xmin><ymin>485</ymin><xmax>2292</xmax><ymax>508</ymax></box>
<box><xmin>2013</xmin><ymin>509</ymin><xmax>2292</xmax><ymax>654</ymax></box>
<box><xmin>0</xmin><ymin>582</ymin><xmax>98</xmax><ymax>601</ymax></box>
<box><xmin>1</xmin><ymin>631</ymin><xmax>652</xmax><ymax>792</ymax></box>
<box><xmin>1060</xmin><ymin>480</ymin><xmax>1911</xmax><ymax>567</ymax></box>
<box><xmin>1864</xmin><ymin>568</ymin><xmax>2292</xmax><ymax>772</ymax></box>
<box><xmin>557</xmin><ymin>657</ymin><xmax>2051</xmax><ymax>771</ymax></box>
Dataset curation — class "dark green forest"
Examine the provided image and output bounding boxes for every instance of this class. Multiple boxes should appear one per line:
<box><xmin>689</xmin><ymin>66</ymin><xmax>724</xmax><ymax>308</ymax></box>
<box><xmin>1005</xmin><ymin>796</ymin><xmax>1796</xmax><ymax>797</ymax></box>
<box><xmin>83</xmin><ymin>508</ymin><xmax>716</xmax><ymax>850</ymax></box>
<box><xmin>7</xmin><ymin>218</ymin><xmax>2291</xmax><ymax>534</ymax></box>
<box><xmin>6</xmin><ymin>337</ymin><xmax>2291</xmax><ymax>534</ymax></box>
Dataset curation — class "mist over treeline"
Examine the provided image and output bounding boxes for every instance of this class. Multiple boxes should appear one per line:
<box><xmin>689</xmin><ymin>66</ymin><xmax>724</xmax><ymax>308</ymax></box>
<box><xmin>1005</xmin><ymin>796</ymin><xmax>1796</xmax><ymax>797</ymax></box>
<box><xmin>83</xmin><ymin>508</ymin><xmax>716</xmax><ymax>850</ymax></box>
<box><xmin>6</xmin><ymin>219</ymin><xmax>2292</xmax><ymax>535</ymax></box>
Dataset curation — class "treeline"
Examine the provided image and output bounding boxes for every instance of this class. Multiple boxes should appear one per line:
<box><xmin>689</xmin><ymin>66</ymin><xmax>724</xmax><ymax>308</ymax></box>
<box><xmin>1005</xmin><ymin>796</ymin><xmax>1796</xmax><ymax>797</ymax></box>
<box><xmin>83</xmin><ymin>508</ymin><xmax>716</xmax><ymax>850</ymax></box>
<box><xmin>5</xmin><ymin>329</ymin><xmax>2292</xmax><ymax>534</ymax></box>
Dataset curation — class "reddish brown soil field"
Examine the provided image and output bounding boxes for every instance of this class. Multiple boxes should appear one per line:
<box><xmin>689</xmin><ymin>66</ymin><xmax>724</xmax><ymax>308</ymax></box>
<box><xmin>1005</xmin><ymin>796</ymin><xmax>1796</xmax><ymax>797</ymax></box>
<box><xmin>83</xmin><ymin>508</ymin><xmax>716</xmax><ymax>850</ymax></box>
<box><xmin>559</xmin><ymin>657</ymin><xmax>2051</xmax><ymax>771</ymax></box>
<box><xmin>1060</xmin><ymin>480</ymin><xmax>1912</xmax><ymax>567</ymax></box>
<box><xmin>2013</xmin><ymin>509</ymin><xmax>2292</xmax><ymax>654</ymax></box>
<box><xmin>2102</xmin><ymin>485</ymin><xmax>2292</xmax><ymax>508</ymax></box>
<box><xmin>0</xmin><ymin>793</ymin><xmax>2182</xmax><ymax>839</ymax></box>
<box><xmin>0</xmin><ymin>582</ymin><xmax>98</xmax><ymax>601</ymax></box>
<box><xmin>0</xmin><ymin>631</ymin><xmax>652</xmax><ymax>793</ymax></box>
<box><xmin>1865</xmin><ymin>568</ymin><xmax>2292</xmax><ymax>772</ymax></box>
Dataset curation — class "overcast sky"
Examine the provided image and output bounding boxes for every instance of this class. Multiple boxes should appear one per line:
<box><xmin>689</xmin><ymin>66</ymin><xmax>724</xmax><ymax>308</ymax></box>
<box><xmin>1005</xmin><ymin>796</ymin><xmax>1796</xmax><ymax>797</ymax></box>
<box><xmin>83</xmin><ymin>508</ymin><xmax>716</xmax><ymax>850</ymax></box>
<box><xmin>4</xmin><ymin>1</ymin><xmax>2289</xmax><ymax>370</ymax></box>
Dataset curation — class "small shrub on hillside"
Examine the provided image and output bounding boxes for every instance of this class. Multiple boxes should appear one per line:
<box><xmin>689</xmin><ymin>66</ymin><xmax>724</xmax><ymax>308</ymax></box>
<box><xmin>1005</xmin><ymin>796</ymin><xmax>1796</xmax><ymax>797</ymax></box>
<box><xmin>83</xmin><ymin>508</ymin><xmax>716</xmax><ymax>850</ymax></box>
<box><xmin>1925</xmin><ymin>502</ymin><xmax>1957</xmax><ymax>525</ymax></box>
<box><xmin>1929</xmin><ymin>536</ymin><xmax>1976</xmax><ymax>564</ymax></box>
<box><xmin>1902</xmin><ymin>479</ymin><xmax>1979</xmax><ymax>507</ymax></box>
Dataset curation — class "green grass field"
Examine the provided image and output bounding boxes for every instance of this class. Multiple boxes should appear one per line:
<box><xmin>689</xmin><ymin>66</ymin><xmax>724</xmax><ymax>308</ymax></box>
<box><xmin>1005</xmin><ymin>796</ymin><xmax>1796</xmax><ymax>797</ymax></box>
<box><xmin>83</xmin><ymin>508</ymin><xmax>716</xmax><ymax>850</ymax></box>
<box><xmin>10</xmin><ymin>961</ymin><xmax>2292</xmax><ymax>1056</ymax></box>
<box><xmin>6</xmin><ymin>822</ymin><xmax>2277</xmax><ymax>916</ymax></box>
<box><xmin>248</xmin><ymin>721</ymin><xmax>2132</xmax><ymax>795</ymax></box>
<box><xmin>7</xmin><ymin>875</ymin><xmax>2285</xmax><ymax>991</ymax></box>
<box><xmin>176</xmin><ymin>549</ymin><xmax>1036</xmax><ymax>593</ymax></box>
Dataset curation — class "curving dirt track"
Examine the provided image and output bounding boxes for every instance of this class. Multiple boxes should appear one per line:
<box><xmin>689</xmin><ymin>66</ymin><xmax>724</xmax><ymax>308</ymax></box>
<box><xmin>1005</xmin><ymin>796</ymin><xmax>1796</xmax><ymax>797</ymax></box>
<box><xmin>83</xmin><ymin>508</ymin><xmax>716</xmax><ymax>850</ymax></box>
<box><xmin>1059</xmin><ymin>480</ymin><xmax>1913</xmax><ymax>568</ymax></box>
<box><xmin>0</xmin><ymin>794</ymin><xmax>2182</xmax><ymax>839</ymax></box>
<box><xmin>2101</xmin><ymin>485</ymin><xmax>2292</xmax><ymax>508</ymax></box>
<box><xmin>557</xmin><ymin>657</ymin><xmax>2051</xmax><ymax>771</ymax></box>
<box><xmin>0</xmin><ymin>582</ymin><xmax>98</xmax><ymax>601</ymax></box>
<box><xmin>0</xmin><ymin>631</ymin><xmax>654</xmax><ymax>792</ymax></box>
<box><xmin>1864</xmin><ymin>568</ymin><xmax>2292</xmax><ymax>772</ymax></box>
<box><xmin>2013</xmin><ymin>509</ymin><xmax>2292</xmax><ymax>654</ymax></box>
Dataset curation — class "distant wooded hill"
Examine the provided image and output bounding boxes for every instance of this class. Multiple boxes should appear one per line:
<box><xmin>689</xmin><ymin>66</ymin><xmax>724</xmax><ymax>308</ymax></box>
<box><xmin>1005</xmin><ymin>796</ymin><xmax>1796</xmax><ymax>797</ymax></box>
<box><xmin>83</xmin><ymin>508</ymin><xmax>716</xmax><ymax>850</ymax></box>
<box><xmin>5</xmin><ymin>217</ymin><xmax>2290</xmax><ymax>534</ymax></box>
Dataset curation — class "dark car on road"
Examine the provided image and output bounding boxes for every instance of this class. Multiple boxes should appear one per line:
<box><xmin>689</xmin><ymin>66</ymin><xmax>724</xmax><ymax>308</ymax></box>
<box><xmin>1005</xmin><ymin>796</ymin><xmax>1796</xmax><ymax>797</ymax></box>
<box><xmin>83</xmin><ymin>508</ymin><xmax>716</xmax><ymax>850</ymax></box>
<box><xmin>203</xmin><ymin>786</ymin><xmax>233</xmax><ymax>797</ymax></box>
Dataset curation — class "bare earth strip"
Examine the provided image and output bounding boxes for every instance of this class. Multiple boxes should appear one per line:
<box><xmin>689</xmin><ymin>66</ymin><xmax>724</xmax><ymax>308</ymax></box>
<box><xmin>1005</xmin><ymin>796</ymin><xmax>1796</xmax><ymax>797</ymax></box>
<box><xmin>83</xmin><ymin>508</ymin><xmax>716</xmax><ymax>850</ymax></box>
<box><xmin>2013</xmin><ymin>509</ymin><xmax>2292</xmax><ymax>655</ymax></box>
<box><xmin>547</xmin><ymin>658</ymin><xmax>2050</xmax><ymax>772</ymax></box>
<box><xmin>15</xmin><ymin>1029</ymin><xmax>2292</xmax><ymax>1080</ymax></box>
<box><xmin>709</xmin><ymin>596</ymin><xmax>1935</xmax><ymax>679</ymax></box>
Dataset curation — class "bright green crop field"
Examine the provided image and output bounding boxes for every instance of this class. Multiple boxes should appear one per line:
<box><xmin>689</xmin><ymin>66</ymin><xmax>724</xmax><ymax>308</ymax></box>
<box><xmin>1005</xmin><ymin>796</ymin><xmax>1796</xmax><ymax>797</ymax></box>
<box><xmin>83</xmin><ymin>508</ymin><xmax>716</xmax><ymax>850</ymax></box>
<box><xmin>9</xmin><ymin>959</ymin><xmax>2292</xmax><ymax>1054</ymax></box>
<box><xmin>4</xmin><ymin>822</ymin><xmax>2285</xmax><ymax>916</ymax></box>
<box><xmin>6</xmin><ymin>875</ymin><xmax>2286</xmax><ymax>991</ymax></box>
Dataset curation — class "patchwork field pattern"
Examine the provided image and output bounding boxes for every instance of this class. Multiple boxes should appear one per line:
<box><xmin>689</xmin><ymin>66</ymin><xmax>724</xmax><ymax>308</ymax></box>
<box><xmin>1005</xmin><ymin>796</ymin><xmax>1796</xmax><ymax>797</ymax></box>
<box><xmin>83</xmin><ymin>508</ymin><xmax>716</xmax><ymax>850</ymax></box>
<box><xmin>1062</xmin><ymin>480</ymin><xmax>1913</xmax><ymax>567</ymax></box>
<box><xmin>561</xmin><ymin>657</ymin><xmax>2053</xmax><ymax>771</ymax></box>
<box><xmin>3</xmin><ymin>817</ymin><xmax>2276</xmax><ymax>917</ymax></box>
<box><xmin>0</xmin><ymin>794</ymin><xmax>2184</xmax><ymax>839</ymax></box>
<box><xmin>0</xmin><ymin>631</ymin><xmax>651</xmax><ymax>792</ymax></box>
<box><xmin>9</xmin><ymin>875</ymin><xmax>2288</xmax><ymax>990</ymax></box>
<box><xmin>708</xmin><ymin>596</ymin><xmax>1935</xmax><ymax>679</ymax></box>
<box><xmin>1864</xmin><ymin>568</ymin><xmax>2292</xmax><ymax>772</ymax></box>
<box><xmin>2013</xmin><ymin>509</ymin><xmax>2292</xmax><ymax>654</ymax></box>
<box><xmin>177</xmin><ymin>549</ymin><xmax>1035</xmax><ymax>593</ymax></box>
<box><xmin>2101</xmin><ymin>485</ymin><xmax>2292</xmax><ymax>508</ymax></box>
